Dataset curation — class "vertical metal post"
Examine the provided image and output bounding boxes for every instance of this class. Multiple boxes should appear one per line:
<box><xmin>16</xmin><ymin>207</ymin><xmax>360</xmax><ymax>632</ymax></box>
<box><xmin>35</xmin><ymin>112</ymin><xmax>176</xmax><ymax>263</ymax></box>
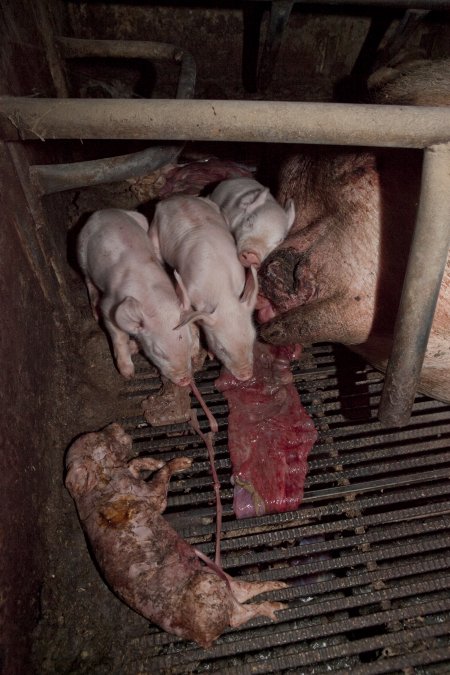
<box><xmin>379</xmin><ymin>142</ymin><xmax>450</xmax><ymax>426</ymax></box>
<box><xmin>257</xmin><ymin>1</ymin><xmax>294</xmax><ymax>91</ymax></box>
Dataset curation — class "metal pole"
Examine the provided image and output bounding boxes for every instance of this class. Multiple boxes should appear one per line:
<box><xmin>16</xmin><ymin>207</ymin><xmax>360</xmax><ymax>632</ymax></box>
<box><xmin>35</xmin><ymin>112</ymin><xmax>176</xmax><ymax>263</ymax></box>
<box><xmin>378</xmin><ymin>142</ymin><xmax>450</xmax><ymax>426</ymax></box>
<box><xmin>242</xmin><ymin>0</ymin><xmax>449</xmax><ymax>6</ymax></box>
<box><xmin>56</xmin><ymin>37</ymin><xmax>196</xmax><ymax>100</ymax></box>
<box><xmin>30</xmin><ymin>145</ymin><xmax>182</xmax><ymax>196</ymax></box>
<box><xmin>257</xmin><ymin>1</ymin><xmax>294</xmax><ymax>91</ymax></box>
<box><xmin>1</xmin><ymin>99</ymin><xmax>450</xmax><ymax>147</ymax></box>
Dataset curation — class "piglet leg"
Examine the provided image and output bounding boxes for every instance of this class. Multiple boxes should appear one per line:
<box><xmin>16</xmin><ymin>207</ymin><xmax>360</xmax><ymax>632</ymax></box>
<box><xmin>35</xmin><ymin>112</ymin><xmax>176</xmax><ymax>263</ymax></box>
<box><xmin>103</xmin><ymin>316</ymin><xmax>135</xmax><ymax>378</ymax></box>
<box><xmin>228</xmin><ymin>577</ymin><xmax>287</xmax><ymax>626</ymax></box>
<box><xmin>128</xmin><ymin>338</ymin><xmax>140</xmax><ymax>355</ymax></box>
<box><xmin>128</xmin><ymin>457</ymin><xmax>165</xmax><ymax>479</ymax></box>
<box><xmin>85</xmin><ymin>278</ymin><xmax>100</xmax><ymax>321</ymax></box>
<box><xmin>145</xmin><ymin>457</ymin><xmax>192</xmax><ymax>513</ymax></box>
<box><xmin>228</xmin><ymin>577</ymin><xmax>287</xmax><ymax>602</ymax></box>
<box><xmin>229</xmin><ymin>598</ymin><xmax>287</xmax><ymax>627</ymax></box>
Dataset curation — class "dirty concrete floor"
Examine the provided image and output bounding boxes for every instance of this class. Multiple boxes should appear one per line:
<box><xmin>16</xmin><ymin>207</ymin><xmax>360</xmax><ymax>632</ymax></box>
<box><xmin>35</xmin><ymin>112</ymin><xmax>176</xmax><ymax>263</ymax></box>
<box><xmin>31</xmin><ymin>323</ymin><xmax>165</xmax><ymax>675</ymax></box>
<box><xmin>31</xmin><ymin>183</ymin><xmax>168</xmax><ymax>674</ymax></box>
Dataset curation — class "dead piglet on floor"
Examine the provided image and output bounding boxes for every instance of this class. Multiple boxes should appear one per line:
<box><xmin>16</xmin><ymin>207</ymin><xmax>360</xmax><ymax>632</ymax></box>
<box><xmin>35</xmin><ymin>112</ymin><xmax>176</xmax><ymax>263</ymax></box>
<box><xmin>210</xmin><ymin>177</ymin><xmax>295</xmax><ymax>268</ymax></box>
<box><xmin>150</xmin><ymin>195</ymin><xmax>259</xmax><ymax>381</ymax></box>
<box><xmin>65</xmin><ymin>423</ymin><xmax>287</xmax><ymax>648</ymax></box>
<box><xmin>77</xmin><ymin>208</ymin><xmax>195</xmax><ymax>385</ymax></box>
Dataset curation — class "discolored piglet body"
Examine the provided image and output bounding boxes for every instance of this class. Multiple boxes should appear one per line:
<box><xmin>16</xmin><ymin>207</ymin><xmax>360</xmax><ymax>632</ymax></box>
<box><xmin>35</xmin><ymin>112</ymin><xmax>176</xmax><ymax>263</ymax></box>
<box><xmin>210</xmin><ymin>177</ymin><xmax>295</xmax><ymax>268</ymax></box>
<box><xmin>77</xmin><ymin>208</ymin><xmax>196</xmax><ymax>385</ymax></box>
<box><xmin>149</xmin><ymin>195</ymin><xmax>259</xmax><ymax>381</ymax></box>
<box><xmin>65</xmin><ymin>423</ymin><xmax>286</xmax><ymax>648</ymax></box>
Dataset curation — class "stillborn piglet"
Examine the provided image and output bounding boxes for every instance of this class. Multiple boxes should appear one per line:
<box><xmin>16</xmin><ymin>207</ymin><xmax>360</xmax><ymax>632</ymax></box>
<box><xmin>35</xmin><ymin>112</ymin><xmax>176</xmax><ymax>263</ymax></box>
<box><xmin>210</xmin><ymin>177</ymin><xmax>295</xmax><ymax>268</ymax></box>
<box><xmin>65</xmin><ymin>423</ymin><xmax>287</xmax><ymax>648</ymax></box>
<box><xmin>149</xmin><ymin>195</ymin><xmax>259</xmax><ymax>381</ymax></box>
<box><xmin>77</xmin><ymin>208</ymin><xmax>195</xmax><ymax>385</ymax></box>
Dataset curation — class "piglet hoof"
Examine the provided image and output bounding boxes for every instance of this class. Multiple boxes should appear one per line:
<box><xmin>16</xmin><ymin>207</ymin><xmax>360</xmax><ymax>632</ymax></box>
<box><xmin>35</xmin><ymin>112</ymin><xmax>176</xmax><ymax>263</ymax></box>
<box><xmin>167</xmin><ymin>457</ymin><xmax>193</xmax><ymax>474</ymax></box>
<box><xmin>129</xmin><ymin>338</ymin><xmax>140</xmax><ymax>355</ymax></box>
<box><xmin>229</xmin><ymin>600</ymin><xmax>287</xmax><ymax>628</ymax></box>
<box><xmin>229</xmin><ymin>578</ymin><xmax>287</xmax><ymax>603</ymax></box>
<box><xmin>118</xmin><ymin>361</ymin><xmax>135</xmax><ymax>379</ymax></box>
<box><xmin>108</xmin><ymin>423</ymin><xmax>132</xmax><ymax>446</ymax></box>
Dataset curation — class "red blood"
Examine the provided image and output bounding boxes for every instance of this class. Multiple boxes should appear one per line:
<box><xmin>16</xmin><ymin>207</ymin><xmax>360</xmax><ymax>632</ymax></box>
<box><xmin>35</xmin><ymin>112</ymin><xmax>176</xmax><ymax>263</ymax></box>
<box><xmin>215</xmin><ymin>342</ymin><xmax>317</xmax><ymax>519</ymax></box>
<box><xmin>159</xmin><ymin>158</ymin><xmax>253</xmax><ymax>197</ymax></box>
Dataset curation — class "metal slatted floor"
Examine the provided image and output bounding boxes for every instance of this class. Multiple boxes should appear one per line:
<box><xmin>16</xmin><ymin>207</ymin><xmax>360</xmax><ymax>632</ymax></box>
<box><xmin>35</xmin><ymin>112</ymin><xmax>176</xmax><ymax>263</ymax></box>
<box><xmin>120</xmin><ymin>343</ymin><xmax>450</xmax><ymax>673</ymax></box>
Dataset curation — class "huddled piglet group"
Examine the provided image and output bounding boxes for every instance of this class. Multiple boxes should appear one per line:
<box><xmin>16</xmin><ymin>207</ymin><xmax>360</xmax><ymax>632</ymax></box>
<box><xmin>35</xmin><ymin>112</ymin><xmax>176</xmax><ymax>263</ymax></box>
<box><xmin>77</xmin><ymin>179</ymin><xmax>294</xmax><ymax>384</ymax></box>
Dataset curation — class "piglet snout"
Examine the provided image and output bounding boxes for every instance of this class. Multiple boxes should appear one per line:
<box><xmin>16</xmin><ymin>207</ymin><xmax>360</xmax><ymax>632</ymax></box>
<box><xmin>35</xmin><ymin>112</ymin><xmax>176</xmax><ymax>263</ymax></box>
<box><xmin>239</xmin><ymin>250</ymin><xmax>261</xmax><ymax>268</ymax></box>
<box><xmin>233</xmin><ymin>367</ymin><xmax>253</xmax><ymax>382</ymax></box>
<box><xmin>175</xmin><ymin>375</ymin><xmax>192</xmax><ymax>387</ymax></box>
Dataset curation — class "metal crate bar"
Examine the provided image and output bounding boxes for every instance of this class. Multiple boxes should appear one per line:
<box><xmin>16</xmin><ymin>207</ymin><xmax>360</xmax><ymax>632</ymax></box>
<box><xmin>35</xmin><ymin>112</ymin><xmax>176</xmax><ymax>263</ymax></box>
<box><xmin>379</xmin><ymin>142</ymin><xmax>450</xmax><ymax>425</ymax></box>
<box><xmin>1</xmin><ymin>98</ymin><xmax>449</xmax><ymax>147</ymax></box>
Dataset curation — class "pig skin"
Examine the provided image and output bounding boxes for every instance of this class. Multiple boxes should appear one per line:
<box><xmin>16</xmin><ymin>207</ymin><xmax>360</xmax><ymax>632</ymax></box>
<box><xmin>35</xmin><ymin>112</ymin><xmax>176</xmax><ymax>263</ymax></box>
<box><xmin>258</xmin><ymin>146</ymin><xmax>450</xmax><ymax>404</ymax></box>
<box><xmin>77</xmin><ymin>209</ymin><xmax>196</xmax><ymax>386</ymax></box>
<box><xmin>159</xmin><ymin>158</ymin><xmax>253</xmax><ymax>197</ymax></box>
<box><xmin>149</xmin><ymin>195</ymin><xmax>258</xmax><ymax>381</ymax></box>
<box><xmin>65</xmin><ymin>424</ymin><xmax>287</xmax><ymax>648</ymax></box>
<box><xmin>209</xmin><ymin>177</ymin><xmax>295</xmax><ymax>268</ymax></box>
<box><xmin>368</xmin><ymin>57</ymin><xmax>450</xmax><ymax>106</ymax></box>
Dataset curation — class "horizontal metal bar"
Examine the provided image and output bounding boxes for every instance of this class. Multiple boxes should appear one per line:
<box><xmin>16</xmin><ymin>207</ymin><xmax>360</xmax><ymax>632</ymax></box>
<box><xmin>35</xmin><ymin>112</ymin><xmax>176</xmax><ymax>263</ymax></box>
<box><xmin>57</xmin><ymin>36</ymin><xmax>196</xmax><ymax>100</ymax></box>
<box><xmin>1</xmin><ymin>99</ymin><xmax>450</xmax><ymax>147</ymax></box>
<box><xmin>243</xmin><ymin>0</ymin><xmax>448</xmax><ymax>5</ymax></box>
<box><xmin>379</xmin><ymin>142</ymin><xmax>450</xmax><ymax>426</ymax></box>
<box><xmin>58</xmin><ymin>36</ymin><xmax>182</xmax><ymax>59</ymax></box>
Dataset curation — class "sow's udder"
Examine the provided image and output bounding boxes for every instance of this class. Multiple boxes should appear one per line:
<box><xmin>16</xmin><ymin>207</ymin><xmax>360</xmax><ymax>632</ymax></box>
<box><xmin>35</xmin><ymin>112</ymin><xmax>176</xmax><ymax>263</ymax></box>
<box><xmin>257</xmin><ymin>247</ymin><xmax>316</xmax><ymax>323</ymax></box>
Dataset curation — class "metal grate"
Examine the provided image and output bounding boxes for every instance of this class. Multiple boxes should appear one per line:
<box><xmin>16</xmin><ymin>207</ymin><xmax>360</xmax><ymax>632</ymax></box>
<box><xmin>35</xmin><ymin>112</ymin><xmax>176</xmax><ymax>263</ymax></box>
<box><xmin>120</xmin><ymin>343</ymin><xmax>450</xmax><ymax>673</ymax></box>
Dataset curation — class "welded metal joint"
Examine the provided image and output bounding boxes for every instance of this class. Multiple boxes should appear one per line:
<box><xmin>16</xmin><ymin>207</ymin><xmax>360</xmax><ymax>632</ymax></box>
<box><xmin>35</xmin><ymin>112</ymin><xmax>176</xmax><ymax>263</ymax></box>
<box><xmin>379</xmin><ymin>142</ymin><xmax>450</xmax><ymax>427</ymax></box>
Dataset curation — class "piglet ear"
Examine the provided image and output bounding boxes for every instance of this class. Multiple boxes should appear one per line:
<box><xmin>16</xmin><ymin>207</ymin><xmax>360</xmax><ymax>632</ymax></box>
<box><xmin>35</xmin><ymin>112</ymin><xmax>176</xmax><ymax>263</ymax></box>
<box><xmin>240</xmin><ymin>265</ymin><xmax>259</xmax><ymax>308</ymax></box>
<box><xmin>174</xmin><ymin>270</ymin><xmax>192</xmax><ymax>312</ymax></box>
<box><xmin>148</xmin><ymin>224</ymin><xmax>163</xmax><ymax>263</ymax></box>
<box><xmin>65</xmin><ymin>462</ymin><xmax>97</xmax><ymax>497</ymax></box>
<box><xmin>174</xmin><ymin>308</ymin><xmax>217</xmax><ymax>330</ymax></box>
<box><xmin>244</xmin><ymin>187</ymin><xmax>270</xmax><ymax>214</ymax></box>
<box><xmin>285</xmin><ymin>199</ymin><xmax>295</xmax><ymax>229</ymax></box>
<box><xmin>115</xmin><ymin>296</ymin><xmax>146</xmax><ymax>334</ymax></box>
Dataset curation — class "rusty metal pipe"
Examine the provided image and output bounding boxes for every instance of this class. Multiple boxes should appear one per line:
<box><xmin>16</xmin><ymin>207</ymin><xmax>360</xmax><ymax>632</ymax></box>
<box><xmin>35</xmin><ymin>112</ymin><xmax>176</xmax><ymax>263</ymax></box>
<box><xmin>56</xmin><ymin>37</ymin><xmax>196</xmax><ymax>100</ymax></box>
<box><xmin>30</xmin><ymin>145</ymin><xmax>182</xmax><ymax>196</ymax></box>
<box><xmin>379</xmin><ymin>142</ymin><xmax>450</xmax><ymax>427</ymax></box>
<box><xmin>257</xmin><ymin>1</ymin><xmax>294</xmax><ymax>91</ymax></box>
<box><xmin>1</xmin><ymin>99</ymin><xmax>450</xmax><ymax>147</ymax></box>
<box><xmin>243</xmin><ymin>0</ymin><xmax>449</xmax><ymax>5</ymax></box>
